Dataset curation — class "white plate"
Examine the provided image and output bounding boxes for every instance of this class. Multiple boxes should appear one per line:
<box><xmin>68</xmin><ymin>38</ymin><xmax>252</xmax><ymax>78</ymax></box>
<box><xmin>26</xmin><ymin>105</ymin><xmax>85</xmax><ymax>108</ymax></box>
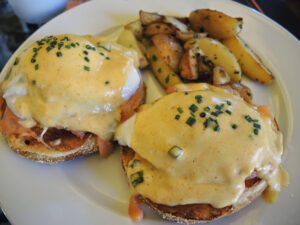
<box><xmin>0</xmin><ymin>0</ymin><xmax>299</xmax><ymax>224</ymax></box>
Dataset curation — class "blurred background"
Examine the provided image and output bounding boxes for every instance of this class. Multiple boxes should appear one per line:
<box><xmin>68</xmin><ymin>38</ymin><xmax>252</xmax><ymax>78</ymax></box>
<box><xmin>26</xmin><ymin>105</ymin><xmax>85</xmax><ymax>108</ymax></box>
<box><xmin>0</xmin><ymin>0</ymin><xmax>299</xmax><ymax>224</ymax></box>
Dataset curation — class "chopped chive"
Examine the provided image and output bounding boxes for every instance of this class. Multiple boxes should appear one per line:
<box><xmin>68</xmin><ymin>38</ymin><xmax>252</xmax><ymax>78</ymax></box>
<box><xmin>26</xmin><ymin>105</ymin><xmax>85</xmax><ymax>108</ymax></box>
<box><xmin>83</xmin><ymin>50</ymin><xmax>88</xmax><ymax>55</ymax></box>
<box><xmin>98</xmin><ymin>45</ymin><xmax>111</xmax><ymax>52</ymax></box>
<box><xmin>225</xmin><ymin>110</ymin><xmax>232</xmax><ymax>115</ymax></box>
<box><xmin>46</xmin><ymin>46</ymin><xmax>53</xmax><ymax>52</ymax></box>
<box><xmin>31</xmin><ymin>58</ymin><xmax>36</xmax><ymax>63</ymax></box>
<box><xmin>168</xmin><ymin>146</ymin><xmax>184</xmax><ymax>158</ymax></box>
<box><xmin>231</xmin><ymin>124</ymin><xmax>238</xmax><ymax>129</ymax></box>
<box><xmin>165</xmin><ymin>75</ymin><xmax>170</xmax><ymax>84</ymax></box>
<box><xmin>177</xmin><ymin>107</ymin><xmax>183</xmax><ymax>114</ymax></box>
<box><xmin>184</xmin><ymin>92</ymin><xmax>189</xmax><ymax>95</ymax></box>
<box><xmin>214</xmin><ymin>124</ymin><xmax>220</xmax><ymax>132</ymax></box>
<box><xmin>75</xmin><ymin>42</ymin><xmax>80</xmax><ymax>46</ymax></box>
<box><xmin>175</xmin><ymin>114</ymin><xmax>180</xmax><ymax>120</ymax></box>
<box><xmin>189</xmin><ymin>104</ymin><xmax>198</xmax><ymax>113</ymax></box>
<box><xmin>151</xmin><ymin>54</ymin><xmax>157</xmax><ymax>61</ymax></box>
<box><xmin>203</xmin><ymin>117</ymin><xmax>212</xmax><ymax>128</ymax></box>
<box><xmin>31</xmin><ymin>80</ymin><xmax>36</xmax><ymax>85</ymax></box>
<box><xmin>71</xmin><ymin>43</ymin><xmax>76</xmax><ymax>47</ymax></box>
<box><xmin>195</xmin><ymin>95</ymin><xmax>203</xmax><ymax>103</ymax></box>
<box><xmin>253</xmin><ymin>123</ymin><xmax>261</xmax><ymax>129</ymax></box>
<box><xmin>226</xmin><ymin>100</ymin><xmax>232</xmax><ymax>105</ymax></box>
<box><xmin>245</xmin><ymin>115</ymin><xmax>252</xmax><ymax>122</ymax></box>
<box><xmin>84</xmin><ymin>57</ymin><xmax>90</xmax><ymax>62</ymax></box>
<box><xmin>130</xmin><ymin>171</ymin><xmax>144</xmax><ymax>187</ymax></box>
<box><xmin>157</xmin><ymin>68</ymin><xmax>162</xmax><ymax>73</ymax></box>
<box><xmin>99</xmin><ymin>52</ymin><xmax>105</xmax><ymax>56</ymax></box>
<box><xmin>204</xmin><ymin>106</ymin><xmax>210</xmax><ymax>112</ymax></box>
<box><xmin>200</xmin><ymin>112</ymin><xmax>206</xmax><ymax>118</ymax></box>
<box><xmin>211</xmin><ymin>111</ymin><xmax>223</xmax><ymax>117</ymax></box>
<box><xmin>105</xmin><ymin>80</ymin><xmax>110</xmax><ymax>85</ymax></box>
<box><xmin>215</xmin><ymin>104</ymin><xmax>224</xmax><ymax>111</ymax></box>
<box><xmin>129</xmin><ymin>159</ymin><xmax>140</xmax><ymax>168</ymax></box>
<box><xmin>253</xmin><ymin>129</ymin><xmax>259</xmax><ymax>135</ymax></box>
<box><xmin>105</xmin><ymin>56</ymin><xmax>110</xmax><ymax>60</ymax></box>
<box><xmin>84</xmin><ymin>66</ymin><xmax>90</xmax><ymax>71</ymax></box>
<box><xmin>65</xmin><ymin>45</ymin><xmax>71</xmax><ymax>49</ymax></box>
<box><xmin>186</xmin><ymin>117</ymin><xmax>196</xmax><ymax>126</ymax></box>
<box><xmin>34</xmin><ymin>64</ymin><xmax>39</xmax><ymax>70</ymax></box>
<box><xmin>56</xmin><ymin>51</ymin><xmax>62</xmax><ymax>57</ymax></box>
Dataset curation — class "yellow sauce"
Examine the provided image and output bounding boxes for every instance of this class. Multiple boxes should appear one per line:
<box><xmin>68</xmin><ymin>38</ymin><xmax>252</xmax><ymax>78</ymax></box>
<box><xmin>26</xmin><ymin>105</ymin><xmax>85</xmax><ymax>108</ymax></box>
<box><xmin>120</xmin><ymin>85</ymin><xmax>288</xmax><ymax>208</ymax></box>
<box><xmin>2</xmin><ymin>34</ymin><xmax>140</xmax><ymax>140</ymax></box>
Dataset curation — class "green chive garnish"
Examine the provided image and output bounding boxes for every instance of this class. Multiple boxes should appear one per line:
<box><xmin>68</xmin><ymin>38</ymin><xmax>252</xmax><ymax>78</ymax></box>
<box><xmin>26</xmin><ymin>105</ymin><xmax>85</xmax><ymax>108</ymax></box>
<box><xmin>253</xmin><ymin>123</ymin><xmax>261</xmax><ymax>129</ymax></box>
<box><xmin>83</xmin><ymin>50</ymin><xmax>88</xmax><ymax>55</ymax></box>
<box><xmin>129</xmin><ymin>159</ymin><xmax>140</xmax><ymax>169</ymax></box>
<box><xmin>157</xmin><ymin>68</ymin><xmax>162</xmax><ymax>73</ymax></box>
<box><xmin>168</xmin><ymin>146</ymin><xmax>184</xmax><ymax>159</ymax></box>
<box><xmin>231</xmin><ymin>124</ymin><xmax>238</xmax><ymax>129</ymax></box>
<box><xmin>211</xmin><ymin>111</ymin><xmax>223</xmax><ymax>117</ymax></box>
<box><xmin>84</xmin><ymin>66</ymin><xmax>90</xmax><ymax>71</ymax></box>
<box><xmin>200</xmin><ymin>112</ymin><xmax>206</xmax><ymax>118</ymax></box>
<box><xmin>56</xmin><ymin>51</ymin><xmax>62</xmax><ymax>57</ymax></box>
<box><xmin>204</xmin><ymin>106</ymin><xmax>210</xmax><ymax>112</ymax></box>
<box><xmin>226</xmin><ymin>100</ymin><xmax>232</xmax><ymax>105</ymax></box>
<box><xmin>31</xmin><ymin>80</ymin><xmax>36</xmax><ymax>85</ymax></box>
<box><xmin>152</xmin><ymin>54</ymin><xmax>157</xmax><ymax>61</ymax></box>
<box><xmin>244</xmin><ymin>115</ymin><xmax>252</xmax><ymax>122</ymax></box>
<box><xmin>84</xmin><ymin>57</ymin><xmax>90</xmax><ymax>62</ymax></box>
<box><xmin>130</xmin><ymin>171</ymin><xmax>144</xmax><ymax>187</ymax></box>
<box><xmin>253</xmin><ymin>129</ymin><xmax>259</xmax><ymax>135</ymax></box>
<box><xmin>225</xmin><ymin>110</ymin><xmax>232</xmax><ymax>115</ymax></box>
<box><xmin>195</xmin><ymin>95</ymin><xmax>203</xmax><ymax>103</ymax></box>
<box><xmin>31</xmin><ymin>58</ymin><xmax>36</xmax><ymax>63</ymax></box>
<box><xmin>35</xmin><ymin>64</ymin><xmax>39</xmax><ymax>70</ymax></box>
<box><xmin>186</xmin><ymin>117</ymin><xmax>196</xmax><ymax>126</ymax></box>
<box><xmin>177</xmin><ymin>107</ymin><xmax>183</xmax><ymax>114</ymax></box>
<box><xmin>214</xmin><ymin>124</ymin><xmax>220</xmax><ymax>132</ymax></box>
<box><xmin>189</xmin><ymin>104</ymin><xmax>198</xmax><ymax>113</ymax></box>
<box><xmin>175</xmin><ymin>114</ymin><xmax>180</xmax><ymax>120</ymax></box>
<box><xmin>203</xmin><ymin>117</ymin><xmax>212</xmax><ymax>128</ymax></box>
<box><xmin>165</xmin><ymin>75</ymin><xmax>170</xmax><ymax>84</ymax></box>
<box><xmin>184</xmin><ymin>92</ymin><xmax>189</xmax><ymax>95</ymax></box>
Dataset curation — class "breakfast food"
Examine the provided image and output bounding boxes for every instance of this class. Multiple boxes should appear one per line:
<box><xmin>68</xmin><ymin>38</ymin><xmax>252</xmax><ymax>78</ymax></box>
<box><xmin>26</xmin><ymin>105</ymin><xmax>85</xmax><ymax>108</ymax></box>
<box><xmin>0</xmin><ymin>34</ymin><xmax>144</xmax><ymax>163</ymax></box>
<box><xmin>115</xmin><ymin>83</ymin><xmax>288</xmax><ymax>223</ymax></box>
<box><xmin>122</xmin><ymin>9</ymin><xmax>274</xmax><ymax>89</ymax></box>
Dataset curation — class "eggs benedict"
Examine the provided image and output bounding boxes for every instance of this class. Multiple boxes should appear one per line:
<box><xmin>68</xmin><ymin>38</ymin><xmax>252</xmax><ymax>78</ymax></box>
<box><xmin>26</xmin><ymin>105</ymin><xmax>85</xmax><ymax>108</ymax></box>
<box><xmin>115</xmin><ymin>83</ymin><xmax>288</xmax><ymax>223</ymax></box>
<box><xmin>0</xmin><ymin>34</ymin><xmax>144</xmax><ymax>163</ymax></box>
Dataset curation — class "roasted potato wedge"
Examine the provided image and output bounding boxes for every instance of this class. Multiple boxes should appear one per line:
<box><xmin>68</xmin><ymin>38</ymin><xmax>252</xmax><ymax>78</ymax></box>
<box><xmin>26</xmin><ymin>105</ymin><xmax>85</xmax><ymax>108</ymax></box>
<box><xmin>144</xmin><ymin>23</ymin><xmax>175</xmax><ymax>37</ymax></box>
<box><xmin>146</xmin><ymin>46</ymin><xmax>182</xmax><ymax>88</ymax></box>
<box><xmin>189</xmin><ymin>9</ymin><xmax>243</xmax><ymax>40</ymax></box>
<box><xmin>185</xmin><ymin>37</ymin><xmax>241</xmax><ymax>82</ymax></box>
<box><xmin>117</xmin><ymin>29</ymin><xmax>148</xmax><ymax>68</ymax></box>
<box><xmin>223</xmin><ymin>36</ymin><xmax>274</xmax><ymax>84</ymax></box>
<box><xmin>152</xmin><ymin>34</ymin><xmax>183</xmax><ymax>72</ymax></box>
<box><xmin>179</xmin><ymin>49</ymin><xmax>199</xmax><ymax>80</ymax></box>
<box><xmin>125</xmin><ymin>20</ymin><xmax>143</xmax><ymax>40</ymax></box>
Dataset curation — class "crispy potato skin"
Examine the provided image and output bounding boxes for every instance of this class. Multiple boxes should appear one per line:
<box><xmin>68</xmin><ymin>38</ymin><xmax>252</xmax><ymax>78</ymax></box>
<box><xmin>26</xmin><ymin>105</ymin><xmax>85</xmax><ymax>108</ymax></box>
<box><xmin>185</xmin><ymin>38</ymin><xmax>242</xmax><ymax>82</ymax></box>
<box><xmin>189</xmin><ymin>9</ymin><xmax>243</xmax><ymax>40</ymax></box>
<box><xmin>152</xmin><ymin>34</ymin><xmax>183</xmax><ymax>72</ymax></box>
<box><xmin>223</xmin><ymin>36</ymin><xmax>274</xmax><ymax>84</ymax></box>
<box><xmin>146</xmin><ymin>46</ymin><xmax>182</xmax><ymax>88</ymax></box>
<box><xmin>144</xmin><ymin>23</ymin><xmax>176</xmax><ymax>37</ymax></box>
<box><xmin>179</xmin><ymin>49</ymin><xmax>199</xmax><ymax>80</ymax></box>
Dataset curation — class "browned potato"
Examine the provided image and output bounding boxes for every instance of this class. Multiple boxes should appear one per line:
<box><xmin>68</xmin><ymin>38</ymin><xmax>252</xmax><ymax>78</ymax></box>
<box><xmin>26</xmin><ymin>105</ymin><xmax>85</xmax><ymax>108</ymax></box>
<box><xmin>152</xmin><ymin>34</ymin><xmax>183</xmax><ymax>72</ymax></box>
<box><xmin>125</xmin><ymin>20</ymin><xmax>143</xmax><ymax>40</ymax></box>
<box><xmin>144</xmin><ymin>23</ymin><xmax>175</xmax><ymax>37</ymax></box>
<box><xmin>146</xmin><ymin>46</ymin><xmax>182</xmax><ymax>88</ymax></box>
<box><xmin>175</xmin><ymin>30</ymin><xmax>207</xmax><ymax>42</ymax></box>
<box><xmin>189</xmin><ymin>9</ymin><xmax>243</xmax><ymax>40</ymax></box>
<box><xmin>179</xmin><ymin>49</ymin><xmax>198</xmax><ymax>80</ymax></box>
<box><xmin>212</xmin><ymin>66</ymin><xmax>230</xmax><ymax>85</ymax></box>
<box><xmin>139</xmin><ymin>10</ymin><xmax>163</xmax><ymax>25</ymax></box>
<box><xmin>163</xmin><ymin>16</ymin><xmax>189</xmax><ymax>32</ymax></box>
<box><xmin>223</xmin><ymin>36</ymin><xmax>274</xmax><ymax>84</ymax></box>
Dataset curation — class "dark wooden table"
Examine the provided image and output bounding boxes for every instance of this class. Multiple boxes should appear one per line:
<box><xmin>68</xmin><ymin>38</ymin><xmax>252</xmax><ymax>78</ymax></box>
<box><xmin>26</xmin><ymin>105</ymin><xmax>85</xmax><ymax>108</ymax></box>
<box><xmin>0</xmin><ymin>0</ymin><xmax>299</xmax><ymax>224</ymax></box>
